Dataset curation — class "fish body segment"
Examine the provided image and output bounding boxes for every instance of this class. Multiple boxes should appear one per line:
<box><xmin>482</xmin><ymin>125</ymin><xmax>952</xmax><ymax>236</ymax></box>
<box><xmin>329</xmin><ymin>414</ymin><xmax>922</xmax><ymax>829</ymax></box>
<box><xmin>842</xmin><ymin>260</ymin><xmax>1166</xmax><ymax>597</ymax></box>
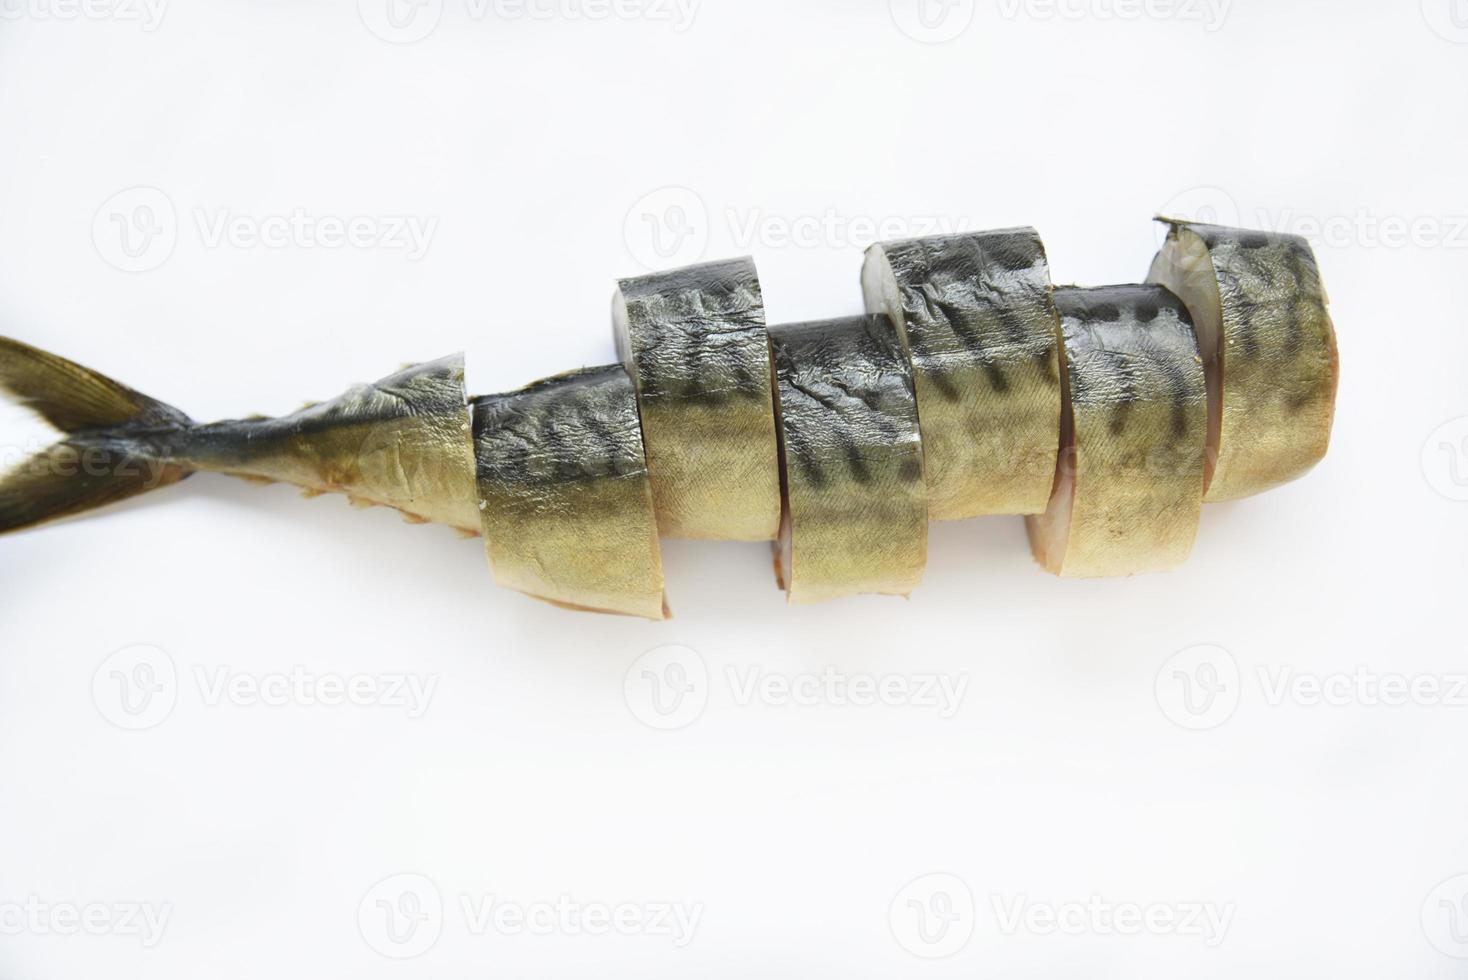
<box><xmin>1026</xmin><ymin>285</ymin><xmax>1207</xmax><ymax>577</ymax></box>
<box><xmin>614</xmin><ymin>258</ymin><xmax>782</xmax><ymax>541</ymax></box>
<box><xmin>471</xmin><ymin>365</ymin><xmax>667</xmax><ymax>620</ymax></box>
<box><xmin>1147</xmin><ymin>221</ymin><xmax>1339</xmax><ymax>501</ymax></box>
<box><xmin>770</xmin><ymin>315</ymin><xmax>928</xmax><ymax>604</ymax></box>
<box><xmin>862</xmin><ymin>229</ymin><xmax>1063</xmax><ymax>521</ymax></box>
<box><xmin>179</xmin><ymin>355</ymin><xmax>480</xmax><ymax>532</ymax></box>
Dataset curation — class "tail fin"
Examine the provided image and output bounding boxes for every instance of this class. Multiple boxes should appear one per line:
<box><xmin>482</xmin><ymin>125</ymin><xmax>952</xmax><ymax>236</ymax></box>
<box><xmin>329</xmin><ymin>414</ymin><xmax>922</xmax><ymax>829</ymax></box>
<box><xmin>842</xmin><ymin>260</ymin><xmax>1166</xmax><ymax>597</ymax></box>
<box><xmin>0</xmin><ymin>337</ymin><xmax>194</xmax><ymax>534</ymax></box>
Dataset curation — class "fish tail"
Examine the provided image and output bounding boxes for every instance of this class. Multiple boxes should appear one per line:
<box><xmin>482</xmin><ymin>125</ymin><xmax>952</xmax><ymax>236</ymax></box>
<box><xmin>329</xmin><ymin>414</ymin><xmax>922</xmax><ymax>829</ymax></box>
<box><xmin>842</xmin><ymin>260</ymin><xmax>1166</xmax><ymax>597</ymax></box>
<box><xmin>0</xmin><ymin>336</ymin><xmax>195</xmax><ymax>534</ymax></box>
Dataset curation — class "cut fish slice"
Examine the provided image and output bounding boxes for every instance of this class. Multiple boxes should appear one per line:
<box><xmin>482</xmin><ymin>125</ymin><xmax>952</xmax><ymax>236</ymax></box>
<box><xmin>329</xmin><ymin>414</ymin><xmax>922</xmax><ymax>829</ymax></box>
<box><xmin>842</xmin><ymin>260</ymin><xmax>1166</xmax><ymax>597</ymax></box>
<box><xmin>1147</xmin><ymin>221</ymin><xmax>1339</xmax><ymax>502</ymax></box>
<box><xmin>1026</xmin><ymin>285</ymin><xmax>1207</xmax><ymax>578</ymax></box>
<box><xmin>769</xmin><ymin>315</ymin><xmax>927</xmax><ymax>604</ymax></box>
<box><xmin>614</xmin><ymin>258</ymin><xmax>781</xmax><ymax>541</ymax></box>
<box><xmin>471</xmin><ymin>365</ymin><xmax>667</xmax><ymax>620</ymax></box>
<box><xmin>862</xmin><ymin>229</ymin><xmax>1063</xmax><ymax>520</ymax></box>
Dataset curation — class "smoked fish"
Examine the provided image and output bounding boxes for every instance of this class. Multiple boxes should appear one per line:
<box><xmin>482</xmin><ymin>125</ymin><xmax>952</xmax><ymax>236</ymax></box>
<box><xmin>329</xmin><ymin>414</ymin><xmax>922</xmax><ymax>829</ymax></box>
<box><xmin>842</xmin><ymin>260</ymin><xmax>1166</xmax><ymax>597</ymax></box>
<box><xmin>1147</xmin><ymin>221</ymin><xmax>1339</xmax><ymax>501</ymax></box>
<box><xmin>0</xmin><ymin>218</ymin><xmax>1338</xmax><ymax>617</ymax></box>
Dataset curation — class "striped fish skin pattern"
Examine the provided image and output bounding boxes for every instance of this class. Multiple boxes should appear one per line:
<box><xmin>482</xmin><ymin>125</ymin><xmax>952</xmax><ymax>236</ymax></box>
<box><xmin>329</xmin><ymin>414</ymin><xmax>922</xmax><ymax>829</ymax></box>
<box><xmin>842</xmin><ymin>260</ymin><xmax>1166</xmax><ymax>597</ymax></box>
<box><xmin>614</xmin><ymin>258</ymin><xmax>781</xmax><ymax>542</ymax></box>
<box><xmin>770</xmin><ymin>314</ymin><xmax>927</xmax><ymax>604</ymax></box>
<box><xmin>1148</xmin><ymin>221</ymin><xmax>1339</xmax><ymax>502</ymax></box>
<box><xmin>177</xmin><ymin>355</ymin><xmax>481</xmax><ymax>532</ymax></box>
<box><xmin>1026</xmin><ymin>285</ymin><xmax>1207</xmax><ymax>578</ymax></box>
<box><xmin>862</xmin><ymin>228</ymin><xmax>1063</xmax><ymax>521</ymax></box>
<box><xmin>471</xmin><ymin>364</ymin><xmax>667</xmax><ymax>620</ymax></box>
<box><xmin>0</xmin><ymin>219</ymin><xmax>1338</xmax><ymax>616</ymax></box>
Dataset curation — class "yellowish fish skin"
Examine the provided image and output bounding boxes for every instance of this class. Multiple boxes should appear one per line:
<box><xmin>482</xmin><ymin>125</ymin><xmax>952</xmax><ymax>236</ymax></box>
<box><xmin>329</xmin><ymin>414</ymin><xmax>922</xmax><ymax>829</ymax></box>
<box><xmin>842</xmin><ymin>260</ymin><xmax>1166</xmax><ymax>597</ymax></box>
<box><xmin>1027</xmin><ymin>286</ymin><xmax>1207</xmax><ymax>578</ymax></box>
<box><xmin>862</xmin><ymin>229</ymin><xmax>1062</xmax><ymax>521</ymax></box>
<box><xmin>0</xmin><ymin>213</ymin><xmax>1340</xmax><ymax>617</ymax></box>
<box><xmin>770</xmin><ymin>315</ymin><xmax>927</xmax><ymax>604</ymax></box>
<box><xmin>614</xmin><ymin>258</ymin><xmax>782</xmax><ymax>542</ymax></box>
<box><xmin>176</xmin><ymin>356</ymin><xmax>480</xmax><ymax>533</ymax></box>
<box><xmin>1148</xmin><ymin>222</ymin><xmax>1339</xmax><ymax>502</ymax></box>
<box><xmin>471</xmin><ymin>365</ymin><xmax>667</xmax><ymax>620</ymax></box>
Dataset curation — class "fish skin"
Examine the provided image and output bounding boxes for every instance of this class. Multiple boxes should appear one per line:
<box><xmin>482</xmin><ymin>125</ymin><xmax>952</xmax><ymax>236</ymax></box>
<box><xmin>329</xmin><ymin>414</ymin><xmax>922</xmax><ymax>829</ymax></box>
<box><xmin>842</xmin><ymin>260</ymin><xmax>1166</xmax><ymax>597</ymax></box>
<box><xmin>862</xmin><ymin>229</ymin><xmax>1063</xmax><ymax>520</ymax></box>
<box><xmin>1026</xmin><ymin>285</ymin><xmax>1207</xmax><ymax>578</ymax></box>
<box><xmin>1</xmin><ymin>216</ymin><xmax>1340</xmax><ymax>615</ymax></box>
<box><xmin>770</xmin><ymin>314</ymin><xmax>927</xmax><ymax>604</ymax></box>
<box><xmin>1147</xmin><ymin>221</ymin><xmax>1339</xmax><ymax>502</ymax></box>
<box><xmin>471</xmin><ymin>364</ymin><xmax>667</xmax><ymax>620</ymax></box>
<box><xmin>614</xmin><ymin>258</ymin><xmax>782</xmax><ymax>542</ymax></box>
<box><xmin>171</xmin><ymin>355</ymin><xmax>480</xmax><ymax>532</ymax></box>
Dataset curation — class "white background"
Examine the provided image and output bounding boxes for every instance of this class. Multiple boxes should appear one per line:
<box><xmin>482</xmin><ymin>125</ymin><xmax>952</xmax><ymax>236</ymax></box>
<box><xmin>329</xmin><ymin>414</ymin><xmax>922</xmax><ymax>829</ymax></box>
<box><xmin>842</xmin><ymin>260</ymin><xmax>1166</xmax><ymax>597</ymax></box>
<box><xmin>1</xmin><ymin>1</ymin><xmax>1465</xmax><ymax>976</ymax></box>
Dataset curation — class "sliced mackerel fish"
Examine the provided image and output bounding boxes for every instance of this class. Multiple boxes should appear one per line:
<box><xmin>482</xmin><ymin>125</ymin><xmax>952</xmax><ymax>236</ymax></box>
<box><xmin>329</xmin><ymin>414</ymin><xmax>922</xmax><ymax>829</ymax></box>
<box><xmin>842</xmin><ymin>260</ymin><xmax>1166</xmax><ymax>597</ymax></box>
<box><xmin>1026</xmin><ymin>285</ymin><xmax>1208</xmax><ymax>577</ymax></box>
<box><xmin>1147</xmin><ymin>221</ymin><xmax>1339</xmax><ymax>501</ymax></box>
<box><xmin>863</xmin><ymin>229</ymin><xmax>1063</xmax><ymax>520</ymax></box>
